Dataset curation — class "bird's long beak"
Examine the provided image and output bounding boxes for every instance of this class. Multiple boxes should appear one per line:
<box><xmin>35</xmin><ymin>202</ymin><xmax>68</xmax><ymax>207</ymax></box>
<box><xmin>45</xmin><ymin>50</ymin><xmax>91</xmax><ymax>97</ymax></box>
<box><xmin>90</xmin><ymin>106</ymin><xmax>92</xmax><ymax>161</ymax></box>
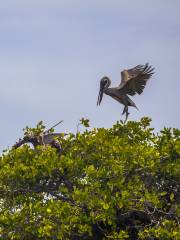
<box><xmin>97</xmin><ymin>85</ymin><xmax>104</xmax><ymax>106</ymax></box>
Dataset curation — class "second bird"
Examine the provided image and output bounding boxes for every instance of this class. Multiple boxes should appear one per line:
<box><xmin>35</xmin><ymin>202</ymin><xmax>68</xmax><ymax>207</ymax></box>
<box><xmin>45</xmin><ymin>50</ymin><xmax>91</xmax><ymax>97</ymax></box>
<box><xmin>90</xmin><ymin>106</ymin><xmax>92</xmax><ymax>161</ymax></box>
<box><xmin>97</xmin><ymin>63</ymin><xmax>154</xmax><ymax>122</ymax></box>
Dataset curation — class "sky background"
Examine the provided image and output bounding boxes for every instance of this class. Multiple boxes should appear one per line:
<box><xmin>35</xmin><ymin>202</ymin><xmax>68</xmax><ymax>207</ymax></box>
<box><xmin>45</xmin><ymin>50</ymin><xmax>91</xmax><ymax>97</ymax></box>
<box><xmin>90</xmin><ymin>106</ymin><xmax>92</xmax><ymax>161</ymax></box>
<box><xmin>0</xmin><ymin>0</ymin><xmax>180</xmax><ymax>152</ymax></box>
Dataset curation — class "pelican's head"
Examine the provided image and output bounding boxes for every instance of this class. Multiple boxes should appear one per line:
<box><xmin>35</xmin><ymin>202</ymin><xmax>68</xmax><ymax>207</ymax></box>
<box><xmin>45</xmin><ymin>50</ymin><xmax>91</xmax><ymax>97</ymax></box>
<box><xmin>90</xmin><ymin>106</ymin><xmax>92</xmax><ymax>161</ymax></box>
<box><xmin>97</xmin><ymin>76</ymin><xmax>111</xmax><ymax>106</ymax></box>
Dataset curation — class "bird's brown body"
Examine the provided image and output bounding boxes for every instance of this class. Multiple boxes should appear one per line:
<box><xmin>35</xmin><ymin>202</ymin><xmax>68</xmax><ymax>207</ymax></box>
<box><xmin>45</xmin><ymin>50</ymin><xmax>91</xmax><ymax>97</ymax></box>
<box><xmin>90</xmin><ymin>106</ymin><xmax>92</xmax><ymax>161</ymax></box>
<box><xmin>97</xmin><ymin>63</ymin><xmax>154</xmax><ymax>121</ymax></box>
<box><xmin>105</xmin><ymin>88</ymin><xmax>137</xmax><ymax>108</ymax></box>
<box><xmin>13</xmin><ymin>133</ymin><xmax>64</xmax><ymax>153</ymax></box>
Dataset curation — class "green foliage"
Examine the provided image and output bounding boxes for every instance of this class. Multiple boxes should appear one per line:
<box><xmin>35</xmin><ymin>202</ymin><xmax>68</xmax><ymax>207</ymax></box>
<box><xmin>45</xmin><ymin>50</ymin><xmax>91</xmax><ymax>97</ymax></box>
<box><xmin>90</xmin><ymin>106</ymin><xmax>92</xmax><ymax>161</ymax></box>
<box><xmin>23</xmin><ymin>121</ymin><xmax>47</xmax><ymax>137</ymax></box>
<box><xmin>80</xmin><ymin>118</ymin><xmax>90</xmax><ymax>128</ymax></box>
<box><xmin>0</xmin><ymin>117</ymin><xmax>179</xmax><ymax>239</ymax></box>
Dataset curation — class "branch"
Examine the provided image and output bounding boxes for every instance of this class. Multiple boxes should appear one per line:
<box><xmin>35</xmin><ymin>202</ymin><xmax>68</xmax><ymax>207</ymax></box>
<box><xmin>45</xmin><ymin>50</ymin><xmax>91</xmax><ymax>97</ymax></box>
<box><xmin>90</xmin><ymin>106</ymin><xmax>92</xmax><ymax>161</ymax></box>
<box><xmin>44</xmin><ymin>120</ymin><xmax>63</xmax><ymax>135</ymax></box>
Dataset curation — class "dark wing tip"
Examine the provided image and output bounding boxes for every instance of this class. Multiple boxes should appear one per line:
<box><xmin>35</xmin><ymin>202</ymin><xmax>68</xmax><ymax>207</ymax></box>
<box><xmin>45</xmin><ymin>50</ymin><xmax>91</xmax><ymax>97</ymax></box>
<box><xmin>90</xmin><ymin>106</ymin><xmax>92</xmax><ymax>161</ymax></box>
<box><xmin>142</xmin><ymin>63</ymin><xmax>155</xmax><ymax>77</ymax></box>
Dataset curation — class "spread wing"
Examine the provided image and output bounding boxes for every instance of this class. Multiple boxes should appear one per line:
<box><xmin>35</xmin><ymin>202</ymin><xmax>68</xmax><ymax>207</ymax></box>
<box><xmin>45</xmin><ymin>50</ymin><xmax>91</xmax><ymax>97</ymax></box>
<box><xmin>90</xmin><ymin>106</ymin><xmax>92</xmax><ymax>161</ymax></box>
<box><xmin>118</xmin><ymin>63</ymin><xmax>154</xmax><ymax>96</ymax></box>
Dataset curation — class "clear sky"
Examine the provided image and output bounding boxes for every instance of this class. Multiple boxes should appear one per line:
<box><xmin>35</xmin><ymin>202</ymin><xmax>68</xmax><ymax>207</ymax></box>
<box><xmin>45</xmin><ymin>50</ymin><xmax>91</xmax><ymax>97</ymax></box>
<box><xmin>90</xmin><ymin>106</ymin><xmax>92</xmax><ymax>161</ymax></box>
<box><xmin>0</xmin><ymin>0</ymin><xmax>180</xmax><ymax>151</ymax></box>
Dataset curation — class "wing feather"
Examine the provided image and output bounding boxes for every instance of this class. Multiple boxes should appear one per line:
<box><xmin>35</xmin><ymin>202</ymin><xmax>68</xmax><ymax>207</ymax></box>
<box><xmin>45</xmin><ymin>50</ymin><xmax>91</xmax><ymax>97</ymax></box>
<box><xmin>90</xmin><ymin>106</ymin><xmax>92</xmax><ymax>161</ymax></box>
<box><xmin>119</xmin><ymin>63</ymin><xmax>154</xmax><ymax>96</ymax></box>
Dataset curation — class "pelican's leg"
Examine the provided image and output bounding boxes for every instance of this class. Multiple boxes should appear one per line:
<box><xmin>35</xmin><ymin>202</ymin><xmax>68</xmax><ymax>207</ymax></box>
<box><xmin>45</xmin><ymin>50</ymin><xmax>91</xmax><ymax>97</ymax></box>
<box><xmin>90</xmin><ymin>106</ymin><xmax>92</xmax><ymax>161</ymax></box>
<box><xmin>124</xmin><ymin>106</ymin><xmax>130</xmax><ymax>123</ymax></box>
<box><xmin>122</xmin><ymin>106</ymin><xmax>126</xmax><ymax>115</ymax></box>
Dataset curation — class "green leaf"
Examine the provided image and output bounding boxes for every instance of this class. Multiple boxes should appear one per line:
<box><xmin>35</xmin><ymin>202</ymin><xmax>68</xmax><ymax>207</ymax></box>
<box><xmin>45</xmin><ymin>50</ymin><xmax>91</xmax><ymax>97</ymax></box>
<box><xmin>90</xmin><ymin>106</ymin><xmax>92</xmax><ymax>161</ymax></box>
<box><xmin>160</xmin><ymin>191</ymin><xmax>167</xmax><ymax>196</ymax></box>
<box><xmin>170</xmin><ymin>193</ymin><xmax>174</xmax><ymax>201</ymax></box>
<box><xmin>80</xmin><ymin>118</ymin><xmax>90</xmax><ymax>127</ymax></box>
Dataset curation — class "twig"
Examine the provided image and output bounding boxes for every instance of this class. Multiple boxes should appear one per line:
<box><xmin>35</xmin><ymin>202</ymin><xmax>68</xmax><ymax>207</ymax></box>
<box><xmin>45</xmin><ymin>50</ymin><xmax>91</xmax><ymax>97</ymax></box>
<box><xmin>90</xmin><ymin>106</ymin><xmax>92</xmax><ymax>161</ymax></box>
<box><xmin>44</xmin><ymin>120</ymin><xmax>63</xmax><ymax>135</ymax></box>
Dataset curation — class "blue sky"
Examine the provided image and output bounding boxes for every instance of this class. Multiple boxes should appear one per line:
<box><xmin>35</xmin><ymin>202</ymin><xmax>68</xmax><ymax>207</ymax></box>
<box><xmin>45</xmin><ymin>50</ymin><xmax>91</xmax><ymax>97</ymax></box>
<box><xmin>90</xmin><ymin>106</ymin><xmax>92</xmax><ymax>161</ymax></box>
<box><xmin>0</xmin><ymin>0</ymin><xmax>180</xmax><ymax>151</ymax></box>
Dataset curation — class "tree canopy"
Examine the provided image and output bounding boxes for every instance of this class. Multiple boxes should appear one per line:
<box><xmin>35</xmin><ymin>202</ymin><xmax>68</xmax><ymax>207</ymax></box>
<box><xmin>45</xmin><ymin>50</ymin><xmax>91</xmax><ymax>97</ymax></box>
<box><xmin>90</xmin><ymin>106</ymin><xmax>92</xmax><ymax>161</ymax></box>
<box><xmin>0</xmin><ymin>117</ymin><xmax>179</xmax><ymax>239</ymax></box>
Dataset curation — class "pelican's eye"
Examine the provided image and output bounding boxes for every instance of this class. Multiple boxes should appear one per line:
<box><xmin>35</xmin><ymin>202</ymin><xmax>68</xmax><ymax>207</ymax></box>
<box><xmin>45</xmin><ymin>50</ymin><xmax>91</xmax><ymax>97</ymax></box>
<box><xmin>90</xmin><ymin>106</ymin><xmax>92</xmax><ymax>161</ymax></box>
<box><xmin>104</xmin><ymin>78</ymin><xmax>108</xmax><ymax>84</ymax></box>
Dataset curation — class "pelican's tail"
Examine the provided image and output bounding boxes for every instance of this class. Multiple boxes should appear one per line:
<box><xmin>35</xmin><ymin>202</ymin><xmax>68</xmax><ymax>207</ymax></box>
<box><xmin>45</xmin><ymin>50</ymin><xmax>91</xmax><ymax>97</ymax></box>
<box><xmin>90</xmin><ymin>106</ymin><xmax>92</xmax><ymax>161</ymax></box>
<box><xmin>134</xmin><ymin>104</ymin><xmax>139</xmax><ymax>111</ymax></box>
<box><xmin>127</xmin><ymin>97</ymin><xmax>139</xmax><ymax>111</ymax></box>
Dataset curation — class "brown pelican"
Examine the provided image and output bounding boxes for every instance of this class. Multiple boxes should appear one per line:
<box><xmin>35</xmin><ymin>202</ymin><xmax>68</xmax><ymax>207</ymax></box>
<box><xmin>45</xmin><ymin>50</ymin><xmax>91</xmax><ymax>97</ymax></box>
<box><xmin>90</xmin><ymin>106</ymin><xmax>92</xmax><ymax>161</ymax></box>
<box><xmin>13</xmin><ymin>121</ymin><xmax>64</xmax><ymax>153</ymax></box>
<box><xmin>97</xmin><ymin>63</ymin><xmax>154</xmax><ymax>122</ymax></box>
<box><xmin>13</xmin><ymin>133</ymin><xmax>65</xmax><ymax>154</ymax></box>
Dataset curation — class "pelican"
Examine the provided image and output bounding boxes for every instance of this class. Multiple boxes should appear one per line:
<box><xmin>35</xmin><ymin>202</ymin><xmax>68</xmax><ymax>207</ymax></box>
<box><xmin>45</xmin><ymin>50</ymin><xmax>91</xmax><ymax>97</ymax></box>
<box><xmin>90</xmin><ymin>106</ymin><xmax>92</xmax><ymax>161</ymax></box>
<box><xmin>97</xmin><ymin>63</ymin><xmax>154</xmax><ymax>122</ymax></box>
<box><xmin>13</xmin><ymin>133</ymin><xmax>64</xmax><ymax>153</ymax></box>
